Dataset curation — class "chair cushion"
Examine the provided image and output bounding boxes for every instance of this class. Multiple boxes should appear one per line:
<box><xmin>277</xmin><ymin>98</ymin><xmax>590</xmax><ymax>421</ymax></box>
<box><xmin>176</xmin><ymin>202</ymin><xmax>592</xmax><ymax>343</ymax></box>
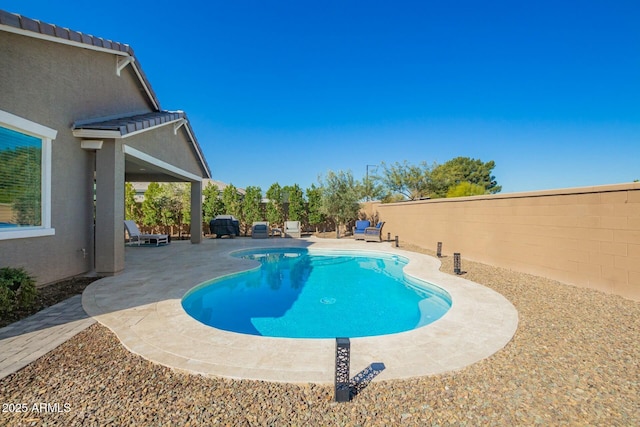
<box><xmin>354</xmin><ymin>220</ymin><xmax>370</xmax><ymax>231</ymax></box>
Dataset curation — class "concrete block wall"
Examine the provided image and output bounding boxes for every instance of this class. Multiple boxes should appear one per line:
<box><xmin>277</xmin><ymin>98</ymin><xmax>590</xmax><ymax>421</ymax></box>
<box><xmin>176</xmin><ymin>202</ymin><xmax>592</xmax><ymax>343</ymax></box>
<box><xmin>372</xmin><ymin>183</ymin><xmax>640</xmax><ymax>301</ymax></box>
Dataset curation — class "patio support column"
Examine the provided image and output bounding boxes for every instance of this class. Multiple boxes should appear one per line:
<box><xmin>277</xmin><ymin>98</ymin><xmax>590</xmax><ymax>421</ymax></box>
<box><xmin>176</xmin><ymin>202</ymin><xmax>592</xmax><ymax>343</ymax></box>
<box><xmin>95</xmin><ymin>139</ymin><xmax>125</xmax><ymax>275</ymax></box>
<box><xmin>190</xmin><ymin>179</ymin><xmax>202</xmax><ymax>243</ymax></box>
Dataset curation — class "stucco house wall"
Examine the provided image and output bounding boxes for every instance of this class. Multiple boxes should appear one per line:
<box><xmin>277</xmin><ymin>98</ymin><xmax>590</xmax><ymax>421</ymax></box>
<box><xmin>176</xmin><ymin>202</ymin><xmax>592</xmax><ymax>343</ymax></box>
<box><xmin>0</xmin><ymin>11</ymin><xmax>210</xmax><ymax>284</ymax></box>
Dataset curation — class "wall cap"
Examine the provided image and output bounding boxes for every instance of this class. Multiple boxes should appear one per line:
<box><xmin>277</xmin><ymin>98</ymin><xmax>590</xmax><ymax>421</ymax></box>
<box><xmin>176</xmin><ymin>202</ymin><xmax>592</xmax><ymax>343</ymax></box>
<box><xmin>380</xmin><ymin>182</ymin><xmax>640</xmax><ymax>206</ymax></box>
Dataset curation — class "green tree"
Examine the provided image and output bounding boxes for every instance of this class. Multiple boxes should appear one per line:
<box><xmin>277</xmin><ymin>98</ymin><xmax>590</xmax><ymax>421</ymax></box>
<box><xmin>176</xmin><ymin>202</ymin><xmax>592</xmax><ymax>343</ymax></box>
<box><xmin>265</xmin><ymin>183</ymin><xmax>285</xmax><ymax>227</ymax></box>
<box><xmin>136</xmin><ymin>182</ymin><xmax>192</xmax><ymax>235</ymax></box>
<box><xmin>430</xmin><ymin>157</ymin><xmax>501</xmax><ymax>198</ymax></box>
<box><xmin>124</xmin><ymin>182</ymin><xmax>142</xmax><ymax>222</ymax></box>
<box><xmin>306</xmin><ymin>183</ymin><xmax>325</xmax><ymax>233</ymax></box>
<box><xmin>242</xmin><ymin>186</ymin><xmax>263</xmax><ymax>235</ymax></box>
<box><xmin>319</xmin><ymin>170</ymin><xmax>361</xmax><ymax>238</ymax></box>
<box><xmin>221</xmin><ymin>184</ymin><xmax>242</xmax><ymax>219</ymax></box>
<box><xmin>380</xmin><ymin>193</ymin><xmax>406</xmax><ymax>203</ymax></box>
<box><xmin>180</xmin><ymin>183</ymin><xmax>191</xmax><ymax>227</ymax></box>
<box><xmin>202</xmin><ymin>181</ymin><xmax>225</xmax><ymax>222</ymax></box>
<box><xmin>446</xmin><ymin>181</ymin><xmax>487</xmax><ymax>197</ymax></box>
<box><xmin>376</xmin><ymin>161</ymin><xmax>432</xmax><ymax>201</ymax></box>
<box><xmin>141</xmin><ymin>182</ymin><xmax>163</xmax><ymax>228</ymax></box>
<box><xmin>160</xmin><ymin>183</ymin><xmax>190</xmax><ymax>237</ymax></box>
<box><xmin>284</xmin><ymin>184</ymin><xmax>305</xmax><ymax>222</ymax></box>
<box><xmin>362</xmin><ymin>174</ymin><xmax>385</xmax><ymax>202</ymax></box>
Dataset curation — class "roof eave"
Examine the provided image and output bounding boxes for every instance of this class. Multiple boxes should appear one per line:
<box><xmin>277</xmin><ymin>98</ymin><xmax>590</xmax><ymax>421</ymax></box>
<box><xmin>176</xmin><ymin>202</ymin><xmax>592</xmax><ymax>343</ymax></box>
<box><xmin>72</xmin><ymin>117</ymin><xmax>185</xmax><ymax>139</ymax></box>
<box><xmin>0</xmin><ymin>23</ymin><xmax>130</xmax><ymax>56</ymax></box>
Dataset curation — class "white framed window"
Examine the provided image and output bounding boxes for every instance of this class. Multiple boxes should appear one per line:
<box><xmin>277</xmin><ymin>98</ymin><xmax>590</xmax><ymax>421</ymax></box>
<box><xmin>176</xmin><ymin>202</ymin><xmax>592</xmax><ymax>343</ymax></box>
<box><xmin>0</xmin><ymin>110</ymin><xmax>56</xmax><ymax>240</ymax></box>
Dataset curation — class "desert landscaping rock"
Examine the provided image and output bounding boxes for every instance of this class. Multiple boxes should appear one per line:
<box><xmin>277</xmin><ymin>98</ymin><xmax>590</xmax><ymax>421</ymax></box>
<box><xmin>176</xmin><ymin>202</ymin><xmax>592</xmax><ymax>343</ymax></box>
<box><xmin>1</xmin><ymin>248</ymin><xmax>638</xmax><ymax>426</ymax></box>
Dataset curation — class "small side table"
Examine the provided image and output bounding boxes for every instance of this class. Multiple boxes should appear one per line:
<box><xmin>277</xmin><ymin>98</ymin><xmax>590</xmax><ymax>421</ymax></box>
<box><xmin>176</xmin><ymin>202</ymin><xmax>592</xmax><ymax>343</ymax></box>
<box><xmin>271</xmin><ymin>228</ymin><xmax>283</xmax><ymax>237</ymax></box>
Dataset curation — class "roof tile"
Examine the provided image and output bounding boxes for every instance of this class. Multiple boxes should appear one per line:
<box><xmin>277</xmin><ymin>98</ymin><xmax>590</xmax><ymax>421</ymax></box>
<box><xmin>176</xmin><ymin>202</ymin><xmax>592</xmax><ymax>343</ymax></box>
<box><xmin>19</xmin><ymin>16</ymin><xmax>40</xmax><ymax>32</ymax></box>
<box><xmin>92</xmin><ymin>37</ymin><xmax>104</xmax><ymax>48</ymax></box>
<box><xmin>80</xmin><ymin>33</ymin><xmax>92</xmax><ymax>44</ymax></box>
<box><xmin>0</xmin><ymin>10</ymin><xmax>21</xmax><ymax>27</ymax></box>
<box><xmin>54</xmin><ymin>26</ymin><xmax>70</xmax><ymax>40</ymax></box>
<box><xmin>39</xmin><ymin>22</ymin><xmax>56</xmax><ymax>37</ymax></box>
<box><xmin>68</xmin><ymin>29</ymin><xmax>82</xmax><ymax>43</ymax></box>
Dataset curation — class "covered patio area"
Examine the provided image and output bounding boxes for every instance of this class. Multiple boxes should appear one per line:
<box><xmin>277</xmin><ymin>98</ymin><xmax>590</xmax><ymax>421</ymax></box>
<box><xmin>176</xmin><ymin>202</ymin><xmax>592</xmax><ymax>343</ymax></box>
<box><xmin>73</xmin><ymin>111</ymin><xmax>210</xmax><ymax>277</ymax></box>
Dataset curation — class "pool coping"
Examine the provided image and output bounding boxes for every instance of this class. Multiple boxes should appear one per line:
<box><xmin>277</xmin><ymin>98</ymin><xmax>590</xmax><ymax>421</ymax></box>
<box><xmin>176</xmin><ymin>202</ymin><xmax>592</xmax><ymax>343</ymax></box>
<box><xmin>82</xmin><ymin>237</ymin><xmax>518</xmax><ymax>384</ymax></box>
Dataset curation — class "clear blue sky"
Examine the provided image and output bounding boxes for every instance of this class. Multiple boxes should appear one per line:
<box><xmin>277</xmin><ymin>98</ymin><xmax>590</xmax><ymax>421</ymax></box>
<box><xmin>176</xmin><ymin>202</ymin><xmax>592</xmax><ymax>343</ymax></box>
<box><xmin>5</xmin><ymin>1</ymin><xmax>639</xmax><ymax>194</ymax></box>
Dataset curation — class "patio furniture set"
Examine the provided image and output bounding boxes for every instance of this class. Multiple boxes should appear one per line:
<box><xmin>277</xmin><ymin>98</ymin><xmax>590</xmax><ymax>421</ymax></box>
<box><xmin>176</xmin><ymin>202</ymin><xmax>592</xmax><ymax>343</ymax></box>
<box><xmin>353</xmin><ymin>220</ymin><xmax>385</xmax><ymax>242</ymax></box>
<box><xmin>251</xmin><ymin>221</ymin><xmax>301</xmax><ymax>239</ymax></box>
<box><xmin>124</xmin><ymin>218</ymin><xmax>385</xmax><ymax>243</ymax></box>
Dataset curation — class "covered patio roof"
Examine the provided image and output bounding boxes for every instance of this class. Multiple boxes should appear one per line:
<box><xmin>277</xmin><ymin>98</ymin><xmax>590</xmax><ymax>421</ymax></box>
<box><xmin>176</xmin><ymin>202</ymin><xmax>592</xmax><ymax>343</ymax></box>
<box><xmin>73</xmin><ymin>111</ymin><xmax>185</xmax><ymax>138</ymax></box>
<box><xmin>73</xmin><ymin>111</ymin><xmax>211</xmax><ymax>182</ymax></box>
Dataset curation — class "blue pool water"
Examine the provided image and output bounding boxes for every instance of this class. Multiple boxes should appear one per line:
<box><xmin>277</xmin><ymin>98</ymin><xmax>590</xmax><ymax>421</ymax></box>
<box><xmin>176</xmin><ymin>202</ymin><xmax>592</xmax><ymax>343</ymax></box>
<box><xmin>181</xmin><ymin>248</ymin><xmax>451</xmax><ymax>338</ymax></box>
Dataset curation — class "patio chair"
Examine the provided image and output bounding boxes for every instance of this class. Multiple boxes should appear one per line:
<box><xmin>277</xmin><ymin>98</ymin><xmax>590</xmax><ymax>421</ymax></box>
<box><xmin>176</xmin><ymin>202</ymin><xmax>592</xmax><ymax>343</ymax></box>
<box><xmin>352</xmin><ymin>220</ymin><xmax>371</xmax><ymax>240</ymax></box>
<box><xmin>252</xmin><ymin>221</ymin><xmax>270</xmax><ymax>239</ymax></box>
<box><xmin>284</xmin><ymin>221</ymin><xmax>301</xmax><ymax>238</ymax></box>
<box><xmin>364</xmin><ymin>222</ymin><xmax>385</xmax><ymax>242</ymax></box>
<box><xmin>124</xmin><ymin>220</ymin><xmax>169</xmax><ymax>246</ymax></box>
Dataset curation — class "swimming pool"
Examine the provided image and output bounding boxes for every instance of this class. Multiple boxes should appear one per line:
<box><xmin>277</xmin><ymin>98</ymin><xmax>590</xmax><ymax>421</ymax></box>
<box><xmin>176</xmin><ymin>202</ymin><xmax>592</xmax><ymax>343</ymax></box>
<box><xmin>182</xmin><ymin>248</ymin><xmax>451</xmax><ymax>338</ymax></box>
<box><xmin>85</xmin><ymin>238</ymin><xmax>519</xmax><ymax>382</ymax></box>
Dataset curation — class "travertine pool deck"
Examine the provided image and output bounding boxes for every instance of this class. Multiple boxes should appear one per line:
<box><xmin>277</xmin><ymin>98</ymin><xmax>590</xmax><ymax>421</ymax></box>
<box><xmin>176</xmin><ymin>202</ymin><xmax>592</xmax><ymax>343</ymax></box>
<box><xmin>82</xmin><ymin>237</ymin><xmax>518</xmax><ymax>383</ymax></box>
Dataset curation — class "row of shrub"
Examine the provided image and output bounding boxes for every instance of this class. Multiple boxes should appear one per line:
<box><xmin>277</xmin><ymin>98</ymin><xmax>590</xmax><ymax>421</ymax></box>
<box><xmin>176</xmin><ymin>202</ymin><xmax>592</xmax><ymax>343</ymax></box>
<box><xmin>0</xmin><ymin>267</ymin><xmax>37</xmax><ymax>316</ymax></box>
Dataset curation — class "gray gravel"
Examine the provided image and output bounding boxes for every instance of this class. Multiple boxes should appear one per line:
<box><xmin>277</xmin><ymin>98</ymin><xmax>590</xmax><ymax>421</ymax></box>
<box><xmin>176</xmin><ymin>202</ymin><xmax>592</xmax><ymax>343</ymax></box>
<box><xmin>1</xmin><ymin>247</ymin><xmax>639</xmax><ymax>426</ymax></box>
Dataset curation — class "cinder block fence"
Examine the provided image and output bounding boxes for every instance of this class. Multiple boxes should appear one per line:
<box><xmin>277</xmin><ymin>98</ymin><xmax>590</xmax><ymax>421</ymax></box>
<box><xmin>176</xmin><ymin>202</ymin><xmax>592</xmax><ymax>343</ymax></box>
<box><xmin>371</xmin><ymin>183</ymin><xmax>640</xmax><ymax>301</ymax></box>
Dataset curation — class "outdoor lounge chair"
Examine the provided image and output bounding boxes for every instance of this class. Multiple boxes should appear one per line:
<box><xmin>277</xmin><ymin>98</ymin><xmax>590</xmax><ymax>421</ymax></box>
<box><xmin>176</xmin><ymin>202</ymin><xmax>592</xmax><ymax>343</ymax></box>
<box><xmin>284</xmin><ymin>221</ymin><xmax>301</xmax><ymax>238</ymax></box>
<box><xmin>353</xmin><ymin>220</ymin><xmax>371</xmax><ymax>240</ymax></box>
<box><xmin>124</xmin><ymin>220</ymin><xmax>169</xmax><ymax>246</ymax></box>
<box><xmin>364</xmin><ymin>221</ymin><xmax>385</xmax><ymax>242</ymax></box>
<box><xmin>252</xmin><ymin>221</ymin><xmax>270</xmax><ymax>239</ymax></box>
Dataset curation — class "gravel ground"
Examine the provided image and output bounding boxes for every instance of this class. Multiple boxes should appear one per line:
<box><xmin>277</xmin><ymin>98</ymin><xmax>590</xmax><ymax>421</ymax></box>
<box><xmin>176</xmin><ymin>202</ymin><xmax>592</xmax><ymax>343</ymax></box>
<box><xmin>1</xmin><ymin>246</ymin><xmax>638</xmax><ymax>426</ymax></box>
